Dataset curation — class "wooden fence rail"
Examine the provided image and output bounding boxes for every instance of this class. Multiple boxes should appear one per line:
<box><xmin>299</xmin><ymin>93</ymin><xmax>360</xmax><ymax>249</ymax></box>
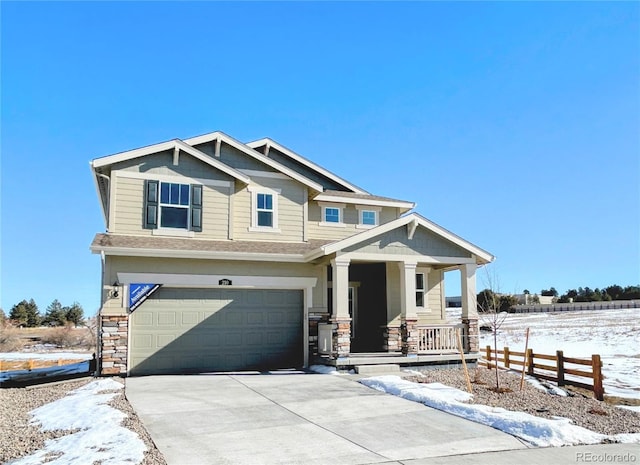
<box><xmin>483</xmin><ymin>345</ymin><xmax>604</xmax><ymax>400</ymax></box>
<box><xmin>0</xmin><ymin>358</ymin><xmax>89</xmax><ymax>372</ymax></box>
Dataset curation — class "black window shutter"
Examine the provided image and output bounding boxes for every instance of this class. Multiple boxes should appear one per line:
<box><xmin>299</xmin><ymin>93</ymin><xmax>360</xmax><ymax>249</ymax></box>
<box><xmin>144</xmin><ymin>180</ymin><xmax>159</xmax><ymax>229</ymax></box>
<box><xmin>191</xmin><ymin>184</ymin><xmax>203</xmax><ymax>232</ymax></box>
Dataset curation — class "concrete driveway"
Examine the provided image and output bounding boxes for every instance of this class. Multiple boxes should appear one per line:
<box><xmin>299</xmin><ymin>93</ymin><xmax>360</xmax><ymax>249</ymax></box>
<box><xmin>126</xmin><ymin>372</ymin><xmax>527</xmax><ymax>465</ymax></box>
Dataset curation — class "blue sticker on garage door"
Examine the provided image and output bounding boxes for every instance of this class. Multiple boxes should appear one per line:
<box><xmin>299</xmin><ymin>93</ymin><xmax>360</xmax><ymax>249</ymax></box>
<box><xmin>129</xmin><ymin>283</ymin><xmax>162</xmax><ymax>312</ymax></box>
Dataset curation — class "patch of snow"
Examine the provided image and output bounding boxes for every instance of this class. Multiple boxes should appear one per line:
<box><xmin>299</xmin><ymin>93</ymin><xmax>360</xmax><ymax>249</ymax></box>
<box><xmin>360</xmin><ymin>375</ymin><xmax>615</xmax><ymax>447</ymax></box>
<box><xmin>0</xmin><ymin>352</ymin><xmax>92</xmax><ymax>361</ymax></box>
<box><xmin>10</xmin><ymin>379</ymin><xmax>146</xmax><ymax>465</ymax></box>
<box><xmin>308</xmin><ymin>364</ymin><xmax>342</xmax><ymax>375</ymax></box>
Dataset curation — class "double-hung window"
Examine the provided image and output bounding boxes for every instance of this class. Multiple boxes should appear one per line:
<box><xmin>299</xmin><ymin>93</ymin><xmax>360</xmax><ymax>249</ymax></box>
<box><xmin>325</xmin><ymin>207</ymin><xmax>340</xmax><ymax>223</ymax></box>
<box><xmin>160</xmin><ymin>182</ymin><xmax>190</xmax><ymax>228</ymax></box>
<box><xmin>248</xmin><ymin>186</ymin><xmax>280</xmax><ymax>232</ymax></box>
<box><xmin>144</xmin><ymin>179</ymin><xmax>203</xmax><ymax>233</ymax></box>
<box><xmin>257</xmin><ymin>193</ymin><xmax>273</xmax><ymax>227</ymax></box>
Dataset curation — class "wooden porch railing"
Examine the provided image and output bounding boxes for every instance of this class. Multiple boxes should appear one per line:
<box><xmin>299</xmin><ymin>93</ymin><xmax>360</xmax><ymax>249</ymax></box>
<box><xmin>417</xmin><ymin>324</ymin><xmax>465</xmax><ymax>354</ymax></box>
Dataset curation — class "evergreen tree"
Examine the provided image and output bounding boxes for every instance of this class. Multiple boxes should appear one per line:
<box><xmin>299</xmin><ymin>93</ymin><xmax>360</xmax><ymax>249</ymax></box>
<box><xmin>43</xmin><ymin>299</ymin><xmax>67</xmax><ymax>326</ymax></box>
<box><xmin>65</xmin><ymin>302</ymin><xmax>85</xmax><ymax>326</ymax></box>
<box><xmin>9</xmin><ymin>299</ymin><xmax>40</xmax><ymax>327</ymax></box>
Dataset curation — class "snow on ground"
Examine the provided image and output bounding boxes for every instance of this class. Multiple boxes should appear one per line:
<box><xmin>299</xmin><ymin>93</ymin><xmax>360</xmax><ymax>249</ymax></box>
<box><xmin>10</xmin><ymin>379</ymin><xmax>146</xmax><ymax>465</ymax></box>
<box><xmin>448</xmin><ymin>307</ymin><xmax>640</xmax><ymax>401</ymax></box>
<box><xmin>0</xmin><ymin>361</ymin><xmax>92</xmax><ymax>384</ymax></box>
<box><xmin>0</xmin><ymin>352</ymin><xmax>92</xmax><ymax>361</ymax></box>
<box><xmin>360</xmin><ymin>375</ymin><xmax>640</xmax><ymax>447</ymax></box>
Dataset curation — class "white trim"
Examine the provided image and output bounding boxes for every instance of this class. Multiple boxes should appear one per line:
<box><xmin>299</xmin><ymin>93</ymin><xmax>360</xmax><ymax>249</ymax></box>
<box><xmin>307</xmin><ymin>213</ymin><xmax>494</xmax><ymax>264</ymax></box>
<box><xmin>314</xmin><ymin>193</ymin><xmax>415</xmax><ymax>210</ymax></box>
<box><xmin>303</xmin><ymin>188</ymin><xmax>308</xmax><ymax>242</ymax></box>
<box><xmin>246</xmin><ymin>138</ymin><xmax>369</xmax><ymax>194</ymax></box>
<box><xmin>117</xmin><ymin>272</ymin><xmax>316</xmax><ymax>291</ymax></box>
<box><xmin>92</xmin><ymin>138</ymin><xmax>251</xmax><ymax>184</ymax></box>
<box><xmin>152</xmin><ymin>228</ymin><xmax>195</xmax><ymax>238</ymax></box>
<box><xmin>113</xmin><ymin>168</ymin><xmax>233</xmax><ymax>188</ymax></box>
<box><xmin>107</xmin><ymin>172</ymin><xmax>117</xmax><ymax>233</ymax></box>
<box><xmin>239</xmin><ymin>169</ymin><xmax>290</xmax><ymax>180</ymax></box>
<box><xmin>91</xmin><ymin>164</ymin><xmax>109</xmax><ymax>227</ymax></box>
<box><xmin>91</xmin><ymin>245</ymin><xmax>308</xmax><ymax>262</ymax></box>
<box><xmin>338</xmin><ymin>251</ymin><xmax>477</xmax><ymax>265</ymax></box>
<box><xmin>356</xmin><ymin>205</ymin><xmax>380</xmax><ymax>228</ymax></box>
<box><xmin>183</xmin><ymin>131</ymin><xmax>324</xmax><ymax>192</ymax></box>
<box><xmin>247</xmin><ymin>185</ymin><xmax>281</xmax><ymax>231</ymax></box>
<box><xmin>318</xmin><ymin>202</ymin><xmax>345</xmax><ymax>226</ymax></box>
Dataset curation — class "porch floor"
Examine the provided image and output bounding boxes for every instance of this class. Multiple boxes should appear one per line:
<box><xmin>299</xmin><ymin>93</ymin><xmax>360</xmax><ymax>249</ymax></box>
<box><xmin>312</xmin><ymin>352</ymin><xmax>480</xmax><ymax>369</ymax></box>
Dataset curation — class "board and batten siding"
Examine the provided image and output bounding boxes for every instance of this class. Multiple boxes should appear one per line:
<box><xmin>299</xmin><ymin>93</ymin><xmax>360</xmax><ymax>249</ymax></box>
<box><xmin>110</xmin><ymin>173</ymin><xmax>230</xmax><ymax>240</ymax></box>
<box><xmin>233</xmin><ymin>177</ymin><xmax>305</xmax><ymax>242</ymax></box>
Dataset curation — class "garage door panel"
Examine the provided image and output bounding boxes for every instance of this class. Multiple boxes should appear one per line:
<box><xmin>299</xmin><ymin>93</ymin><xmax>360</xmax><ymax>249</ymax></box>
<box><xmin>129</xmin><ymin>288</ymin><xmax>303</xmax><ymax>375</ymax></box>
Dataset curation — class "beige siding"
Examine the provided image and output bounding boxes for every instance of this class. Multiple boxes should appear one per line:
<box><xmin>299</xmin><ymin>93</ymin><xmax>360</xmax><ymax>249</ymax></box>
<box><xmin>307</xmin><ymin>203</ymin><xmax>400</xmax><ymax>241</ymax></box>
<box><xmin>111</xmin><ymin>175</ymin><xmax>230</xmax><ymax>240</ymax></box>
<box><xmin>385</xmin><ymin>262</ymin><xmax>401</xmax><ymax>325</ymax></box>
<box><xmin>417</xmin><ymin>268</ymin><xmax>445</xmax><ymax>323</ymax></box>
<box><xmin>233</xmin><ymin>177</ymin><xmax>305</xmax><ymax>242</ymax></box>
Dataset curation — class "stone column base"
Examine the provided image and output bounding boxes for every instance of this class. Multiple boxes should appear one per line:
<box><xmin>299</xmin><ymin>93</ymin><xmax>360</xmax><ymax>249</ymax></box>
<box><xmin>461</xmin><ymin>317</ymin><xmax>479</xmax><ymax>353</ymax></box>
<box><xmin>383</xmin><ymin>325</ymin><xmax>401</xmax><ymax>352</ymax></box>
<box><xmin>100</xmin><ymin>314</ymin><xmax>128</xmax><ymax>375</ymax></box>
<box><xmin>331</xmin><ymin>317</ymin><xmax>351</xmax><ymax>359</ymax></box>
<box><xmin>400</xmin><ymin>318</ymin><xmax>418</xmax><ymax>355</ymax></box>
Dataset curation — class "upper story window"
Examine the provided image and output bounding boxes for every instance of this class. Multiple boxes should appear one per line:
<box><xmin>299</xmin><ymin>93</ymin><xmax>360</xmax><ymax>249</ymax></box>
<box><xmin>356</xmin><ymin>205</ymin><xmax>381</xmax><ymax>229</ymax></box>
<box><xmin>248</xmin><ymin>185</ymin><xmax>281</xmax><ymax>232</ymax></box>
<box><xmin>416</xmin><ymin>273</ymin><xmax>426</xmax><ymax>307</ymax></box>
<box><xmin>160</xmin><ymin>182</ymin><xmax>190</xmax><ymax>228</ymax></box>
<box><xmin>257</xmin><ymin>193</ymin><xmax>273</xmax><ymax>227</ymax></box>
<box><xmin>144</xmin><ymin>180</ymin><xmax>202</xmax><ymax>233</ymax></box>
<box><xmin>319</xmin><ymin>202</ymin><xmax>346</xmax><ymax>228</ymax></box>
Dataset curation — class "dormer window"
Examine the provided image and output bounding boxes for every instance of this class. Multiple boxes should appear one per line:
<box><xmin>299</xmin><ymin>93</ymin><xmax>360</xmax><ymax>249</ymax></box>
<box><xmin>356</xmin><ymin>205</ymin><xmax>381</xmax><ymax>229</ymax></box>
<box><xmin>319</xmin><ymin>202</ymin><xmax>346</xmax><ymax>227</ymax></box>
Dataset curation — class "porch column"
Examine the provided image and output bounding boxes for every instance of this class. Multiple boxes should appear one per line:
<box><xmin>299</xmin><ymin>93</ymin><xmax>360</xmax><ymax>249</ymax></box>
<box><xmin>460</xmin><ymin>263</ymin><xmax>479</xmax><ymax>353</ymax></box>
<box><xmin>399</xmin><ymin>260</ymin><xmax>418</xmax><ymax>355</ymax></box>
<box><xmin>331</xmin><ymin>257</ymin><xmax>351</xmax><ymax>358</ymax></box>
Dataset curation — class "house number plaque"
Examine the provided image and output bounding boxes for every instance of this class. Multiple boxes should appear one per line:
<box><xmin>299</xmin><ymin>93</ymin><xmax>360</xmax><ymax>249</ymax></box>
<box><xmin>218</xmin><ymin>279</ymin><xmax>232</xmax><ymax>286</ymax></box>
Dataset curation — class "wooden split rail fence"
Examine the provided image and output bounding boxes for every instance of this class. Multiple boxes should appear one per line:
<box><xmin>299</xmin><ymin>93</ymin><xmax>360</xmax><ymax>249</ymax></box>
<box><xmin>0</xmin><ymin>358</ymin><xmax>87</xmax><ymax>372</ymax></box>
<box><xmin>482</xmin><ymin>345</ymin><xmax>604</xmax><ymax>400</ymax></box>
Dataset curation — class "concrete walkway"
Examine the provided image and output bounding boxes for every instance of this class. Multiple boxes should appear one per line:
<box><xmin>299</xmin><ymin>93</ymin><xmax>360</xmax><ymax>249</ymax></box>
<box><xmin>126</xmin><ymin>372</ymin><xmax>528</xmax><ymax>464</ymax></box>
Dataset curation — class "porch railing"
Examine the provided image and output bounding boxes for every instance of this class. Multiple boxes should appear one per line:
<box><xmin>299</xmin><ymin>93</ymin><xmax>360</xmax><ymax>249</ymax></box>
<box><xmin>417</xmin><ymin>324</ymin><xmax>465</xmax><ymax>354</ymax></box>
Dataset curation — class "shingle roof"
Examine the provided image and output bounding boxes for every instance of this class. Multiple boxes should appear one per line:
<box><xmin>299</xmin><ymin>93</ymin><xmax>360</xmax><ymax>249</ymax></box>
<box><xmin>91</xmin><ymin>233</ymin><xmax>331</xmax><ymax>256</ymax></box>
<box><xmin>319</xmin><ymin>190</ymin><xmax>414</xmax><ymax>205</ymax></box>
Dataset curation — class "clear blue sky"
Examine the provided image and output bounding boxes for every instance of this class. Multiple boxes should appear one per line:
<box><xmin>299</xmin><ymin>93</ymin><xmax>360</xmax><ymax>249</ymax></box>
<box><xmin>1</xmin><ymin>2</ymin><xmax>638</xmax><ymax>316</ymax></box>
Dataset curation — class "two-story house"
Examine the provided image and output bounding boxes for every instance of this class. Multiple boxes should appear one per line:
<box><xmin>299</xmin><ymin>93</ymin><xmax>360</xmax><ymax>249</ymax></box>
<box><xmin>90</xmin><ymin>131</ymin><xmax>493</xmax><ymax>376</ymax></box>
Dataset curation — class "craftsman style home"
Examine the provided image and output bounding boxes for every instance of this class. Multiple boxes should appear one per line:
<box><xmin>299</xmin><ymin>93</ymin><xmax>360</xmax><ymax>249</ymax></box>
<box><xmin>90</xmin><ymin>131</ymin><xmax>493</xmax><ymax>376</ymax></box>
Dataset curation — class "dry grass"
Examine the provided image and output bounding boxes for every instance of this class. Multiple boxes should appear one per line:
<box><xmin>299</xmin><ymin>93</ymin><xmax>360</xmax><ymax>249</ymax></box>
<box><xmin>0</xmin><ymin>325</ymin><xmax>95</xmax><ymax>352</ymax></box>
<box><xmin>0</xmin><ymin>327</ymin><xmax>23</xmax><ymax>352</ymax></box>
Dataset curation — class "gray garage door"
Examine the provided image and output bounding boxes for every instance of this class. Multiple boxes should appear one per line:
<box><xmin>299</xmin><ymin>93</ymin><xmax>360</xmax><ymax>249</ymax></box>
<box><xmin>129</xmin><ymin>288</ymin><xmax>303</xmax><ymax>375</ymax></box>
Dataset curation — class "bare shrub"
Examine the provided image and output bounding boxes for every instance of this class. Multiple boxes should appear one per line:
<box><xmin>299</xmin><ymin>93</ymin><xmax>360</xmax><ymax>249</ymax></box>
<box><xmin>0</xmin><ymin>326</ymin><xmax>22</xmax><ymax>352</ymax></box>
<box><xmin>40</xmin><ymin>325</ymin><xmax>95</xmax><ymax>350</ymax></box>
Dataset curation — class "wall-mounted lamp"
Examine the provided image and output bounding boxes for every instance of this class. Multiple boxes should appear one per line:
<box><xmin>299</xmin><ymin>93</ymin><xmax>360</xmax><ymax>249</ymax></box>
<box><xmin>111</xmin><ymin>281</ymin><xmax>120</xmax><ymax>298</ymax></box>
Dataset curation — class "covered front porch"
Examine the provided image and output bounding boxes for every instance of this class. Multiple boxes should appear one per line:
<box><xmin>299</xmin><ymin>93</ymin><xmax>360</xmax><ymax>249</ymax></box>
<box><xmin>305</xmin><ymin>214</ymin><xmax>493</xmax><ymax>370</ymax></box>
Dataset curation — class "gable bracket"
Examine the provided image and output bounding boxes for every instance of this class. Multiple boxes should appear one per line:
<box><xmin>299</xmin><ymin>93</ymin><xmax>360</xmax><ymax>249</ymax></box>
<box><xmin>172</xmin><ymin>146</ymin><xmax>180</xmax><ymax>166</ymax></box>
<box><xmin>407</xmin><ymin>218</ymin><xmax>419</xmax><ymax>240</ymax></box>
<box><xmin>215</xmin><ymin>136</ymin><xmax>221</xmax><ymax>158</ymax></box>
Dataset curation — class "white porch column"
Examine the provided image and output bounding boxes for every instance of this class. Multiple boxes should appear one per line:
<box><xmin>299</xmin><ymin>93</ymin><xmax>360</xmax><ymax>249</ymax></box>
<box><xmin>331</xmin><ymin>257</ymin><xmax>351</xmax><ymax>318</ymax></box>
<box><xmin>330</xmin><ymin>257</ymin><xmax>351</xmax><ymax>358</ymax></box>
<box><xmin>460</xmin><ymin>263</ymin><xmax>478</xmax><ymax>318</ymax></box>
<box><xmin>398</xmin><ymin>260</ymin><xmax>418</xmax><ymax>319</ymax></box>
<box><xmin>460</xmin><ymin>263</ymin><xmax>479</xmax><ymax>353</ymax></box>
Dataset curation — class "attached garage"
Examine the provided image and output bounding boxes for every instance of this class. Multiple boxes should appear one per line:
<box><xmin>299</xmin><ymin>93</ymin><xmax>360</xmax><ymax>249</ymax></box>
<box><xmin>129</xmin><ymin>287</ymin><xmax>303</xmax><ymax>375</ymax></box>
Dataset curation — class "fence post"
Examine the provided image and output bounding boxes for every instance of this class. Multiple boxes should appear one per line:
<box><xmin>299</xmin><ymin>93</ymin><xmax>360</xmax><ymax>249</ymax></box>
<box><xmin>556</xmin><ymin>350</ymin><xmax>565</xmax><ymax>386</ymax></box>
<box><xmin>504</xmin><ymin>346</ymin><xmax>510</xmax><ymax>369</ymax></box>
<box><xmin>486</xmin><ymin>345</ymin><xmax>492</xmax><ymax>369</ymax></box>
<box><xmin>28</xmin><ymin>359</ymin><xmax>34</xmax><ymax>370</ymax></box>
<box><xmin>592</xmin><ymin>354</ymin><xmax>604</xmax><ymax>401</ymax></box>
<box><xmin>527</xmin><ymin>348</ymin><xmax>534</xmax><ymax>375</ymax></box>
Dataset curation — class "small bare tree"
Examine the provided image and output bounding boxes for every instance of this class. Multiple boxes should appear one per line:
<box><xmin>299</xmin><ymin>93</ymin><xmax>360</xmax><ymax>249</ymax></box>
<box><xmin>477</xmin><ymin>267</ymin><xmax>509</xmax><ymax>391</ymax></box>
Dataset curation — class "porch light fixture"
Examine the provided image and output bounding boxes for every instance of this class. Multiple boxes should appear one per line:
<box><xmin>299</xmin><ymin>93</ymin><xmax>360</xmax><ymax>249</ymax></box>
<box><xmin>112</xmin><ymin>281</ymin><xmax>120</xmax><ymax>298</ymax></box>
